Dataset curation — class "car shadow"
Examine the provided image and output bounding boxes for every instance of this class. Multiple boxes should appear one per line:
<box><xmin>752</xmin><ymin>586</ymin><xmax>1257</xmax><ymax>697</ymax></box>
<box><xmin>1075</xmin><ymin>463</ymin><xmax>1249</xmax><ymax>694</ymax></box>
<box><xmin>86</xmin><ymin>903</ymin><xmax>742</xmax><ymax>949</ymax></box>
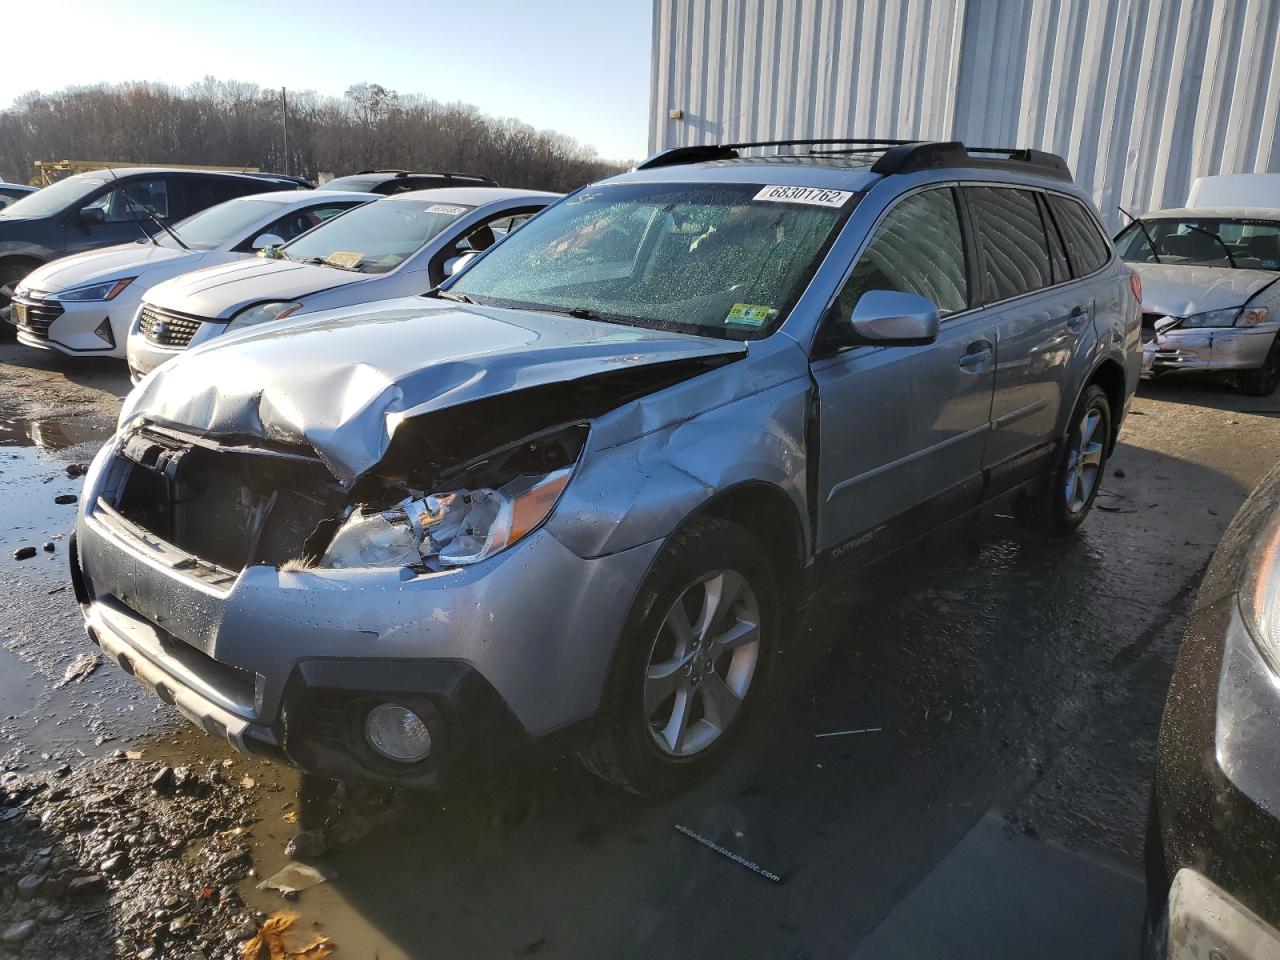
<box><xmin>1139</xmin><ymin>375</ymin><xmax>1280</xmax><ymax>415</ymax></box>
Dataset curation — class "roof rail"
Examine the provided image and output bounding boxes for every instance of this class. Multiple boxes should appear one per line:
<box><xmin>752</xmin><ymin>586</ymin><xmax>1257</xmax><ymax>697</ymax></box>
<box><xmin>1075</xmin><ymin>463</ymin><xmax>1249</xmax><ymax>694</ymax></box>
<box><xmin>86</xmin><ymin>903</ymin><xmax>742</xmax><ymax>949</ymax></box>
<box><xmin>636</xmin><ymin>138</ymin><xmax>1073</xmax><ymax>182</ymax></box>
<box><xmin>636</xmin><ymin>139</ymin><xmax>915</xmax><ymax>170</ymax></box>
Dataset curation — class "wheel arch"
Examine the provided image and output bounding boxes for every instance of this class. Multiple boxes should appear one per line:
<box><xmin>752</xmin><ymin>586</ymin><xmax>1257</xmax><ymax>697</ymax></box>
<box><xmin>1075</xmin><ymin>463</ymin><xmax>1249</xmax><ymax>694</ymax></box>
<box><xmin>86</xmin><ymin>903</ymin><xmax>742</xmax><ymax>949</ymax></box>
<box><xmin>1086</xmin><ymin>357</ymin><xmax>1128</xmax><ymax>453</ymax></box>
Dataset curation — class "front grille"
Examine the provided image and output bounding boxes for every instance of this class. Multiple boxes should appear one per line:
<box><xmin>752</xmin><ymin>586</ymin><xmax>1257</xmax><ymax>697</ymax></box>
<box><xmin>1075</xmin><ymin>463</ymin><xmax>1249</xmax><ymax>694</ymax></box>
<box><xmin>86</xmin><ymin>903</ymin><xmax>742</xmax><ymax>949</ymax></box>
<box><xmin>139</xmin><ymin>304</ymin><xmax>205</xmax><ymax>347</ymax></box>
<box><xmin>11</xmin><ymin>294</ymin><xmax>64</xmax><ymax>341</ymax></box>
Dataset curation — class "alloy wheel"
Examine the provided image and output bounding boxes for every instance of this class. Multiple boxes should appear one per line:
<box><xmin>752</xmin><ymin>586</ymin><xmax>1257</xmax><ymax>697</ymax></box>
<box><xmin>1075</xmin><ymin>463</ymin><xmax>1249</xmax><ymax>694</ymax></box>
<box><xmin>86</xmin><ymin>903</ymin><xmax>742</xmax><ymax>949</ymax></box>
<box><xmin>643</xmin><ymin>569</ymin><xmax>762</xmax><ymax>758</ymax></box>
<box><xmin>1064</xmin><ymin>408</ymin><xmax>1105</xmax><ymax>514</ymax></box>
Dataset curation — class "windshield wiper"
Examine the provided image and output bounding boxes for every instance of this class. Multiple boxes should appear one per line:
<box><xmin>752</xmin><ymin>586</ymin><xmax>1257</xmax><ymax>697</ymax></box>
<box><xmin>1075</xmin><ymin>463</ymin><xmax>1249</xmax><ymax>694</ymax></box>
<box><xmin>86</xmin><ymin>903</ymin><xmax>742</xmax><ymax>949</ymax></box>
<box><xmin>432</xmin><ymin>289</ymin><xmax>476</xmax><ymax>304</ymax></box>
<box><xmin>1185</xmin><ymin>224</ymin><xmax>1238</xmax><ymax>268</ymax></box>
<box><xmin>1119</xmin><ymin>206</ymin><xmax>1161</xmax><ymax>264</ymax></box>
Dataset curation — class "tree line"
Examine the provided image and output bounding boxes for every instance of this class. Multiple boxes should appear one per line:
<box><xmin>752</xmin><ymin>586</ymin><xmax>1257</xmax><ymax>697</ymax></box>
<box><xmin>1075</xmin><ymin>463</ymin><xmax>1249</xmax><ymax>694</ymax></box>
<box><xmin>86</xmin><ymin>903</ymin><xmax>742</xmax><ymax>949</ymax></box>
<box><xmin>0</xmin><ymin>79</ymin><xmax>628</xmax><ymax>192</ymax></box>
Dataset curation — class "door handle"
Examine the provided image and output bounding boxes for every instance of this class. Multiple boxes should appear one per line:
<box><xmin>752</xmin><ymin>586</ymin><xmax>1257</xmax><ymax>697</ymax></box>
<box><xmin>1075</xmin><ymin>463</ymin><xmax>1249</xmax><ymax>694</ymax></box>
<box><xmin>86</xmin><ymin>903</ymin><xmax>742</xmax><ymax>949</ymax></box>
<box><xmin>1066</xmin><ymin>305</ymin><xmax>1089</xmax><ymax>332</ymax></box>
<box><xmin>958</xmin><ymin>340</ymin><xmax>993</xmax><ymax>373</ymax></box>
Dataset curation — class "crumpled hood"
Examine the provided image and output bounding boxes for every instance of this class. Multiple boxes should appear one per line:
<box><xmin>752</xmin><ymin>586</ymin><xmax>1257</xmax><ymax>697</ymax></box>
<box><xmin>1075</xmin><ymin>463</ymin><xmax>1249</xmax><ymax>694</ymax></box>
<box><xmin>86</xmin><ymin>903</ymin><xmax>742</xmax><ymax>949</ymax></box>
<box><xmin>1134</xmin><ymin>262</ymin><xmax>1279</xmax><ymax>317</ymax></box>
<box><xmin>144</xmin><ymin>257</ymin><xmax>368</xmax><ymax>319</ymax></box>
<box><xmin>23</xmin><ymin>242</ymin><xmax>196</xmax><ymax>293</ymax></box>
<box><xmin>121</xmin><ymin>298</ymin><xmax>745</xmax><ymax>483</ymax></box>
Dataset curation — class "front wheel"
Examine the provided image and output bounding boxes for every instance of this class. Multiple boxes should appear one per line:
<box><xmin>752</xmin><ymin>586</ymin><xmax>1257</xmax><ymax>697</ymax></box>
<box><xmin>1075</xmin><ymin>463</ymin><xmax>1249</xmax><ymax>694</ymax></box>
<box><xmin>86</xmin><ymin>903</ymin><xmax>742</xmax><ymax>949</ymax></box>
<box><xmin>1238</xmin><ymin>336</ymin><xmax>1280</xmax><ymax>396</ymax></box>
<box><xmin>1016</xmin><ymin>383</ymin><xmax>1112</xmax><ymax>536</ymax></box>
<box><xmin>579</xmin><ymin>518</ymin><xmax>777</xmax><ymax>796</ymax></box>
<box><xmin>0</xmin><ymin>261</ymin><xmax>33</xmax><ymax>340</ymax></box>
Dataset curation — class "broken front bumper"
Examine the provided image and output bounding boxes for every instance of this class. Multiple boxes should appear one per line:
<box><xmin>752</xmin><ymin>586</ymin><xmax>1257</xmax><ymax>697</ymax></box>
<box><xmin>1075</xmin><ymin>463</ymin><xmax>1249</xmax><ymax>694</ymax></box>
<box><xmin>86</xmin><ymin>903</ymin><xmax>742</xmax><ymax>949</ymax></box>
<box><xmin>1142</xmin><ymin>325</ymin><xmax>1276</xmax><ymax>377</ymax></box>
<box><xmin>71</xmin><ymin>441</ymin><xmax>660</xmax><ymax>785</ymax></box>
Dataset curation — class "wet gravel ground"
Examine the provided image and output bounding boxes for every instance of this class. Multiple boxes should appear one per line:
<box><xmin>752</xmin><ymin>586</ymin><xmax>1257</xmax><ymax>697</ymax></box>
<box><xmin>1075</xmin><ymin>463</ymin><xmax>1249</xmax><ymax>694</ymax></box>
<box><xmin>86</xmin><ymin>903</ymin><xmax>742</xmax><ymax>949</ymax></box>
<box><xmin>1</xmin><ymin>340</ymin><xmax>1279</xmax><ymax>959</ymax></box>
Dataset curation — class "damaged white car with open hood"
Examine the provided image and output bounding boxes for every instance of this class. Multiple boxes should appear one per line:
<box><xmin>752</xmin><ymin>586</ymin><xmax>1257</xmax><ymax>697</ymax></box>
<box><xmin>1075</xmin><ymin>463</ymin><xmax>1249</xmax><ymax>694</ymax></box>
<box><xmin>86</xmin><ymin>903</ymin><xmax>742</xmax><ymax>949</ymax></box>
<box><xmin>1117</xmin><ymin>176</ymin><xmax>1280</xmax><ymax>395</ymax></box>
<box><xmin>69</xmin><ymin>140</ymin><xmax>1138</xmax><ymax>795</ymax></box>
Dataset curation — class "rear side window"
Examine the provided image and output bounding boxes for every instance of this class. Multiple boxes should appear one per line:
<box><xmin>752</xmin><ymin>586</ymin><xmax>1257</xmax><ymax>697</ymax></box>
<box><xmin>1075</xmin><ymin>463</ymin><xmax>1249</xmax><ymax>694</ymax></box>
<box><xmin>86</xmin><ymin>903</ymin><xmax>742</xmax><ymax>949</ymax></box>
<box><xmin>1038</xmin><ymin>194</ymin><xmax>1071</xmax><ymax>285</ymax></box>
<box><xmin>835</xmin><ymin>187</ymin><xmax>969</xmax><ymax>319</ymax></box>
<box><xmin>1047</xmin><ymin>195</ymin><xmax>1111</xmax><ymax>275</ymax></box>
<box><xmin>966</xmin><ymin>187</ymin><xmax>1052</xmax><ymax>302</ymax></box>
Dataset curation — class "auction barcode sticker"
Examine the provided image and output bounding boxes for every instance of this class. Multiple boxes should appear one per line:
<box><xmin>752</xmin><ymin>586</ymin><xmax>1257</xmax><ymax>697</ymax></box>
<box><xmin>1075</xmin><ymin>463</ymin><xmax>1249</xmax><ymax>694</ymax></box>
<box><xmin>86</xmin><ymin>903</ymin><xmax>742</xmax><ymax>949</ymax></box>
<box><xmin>753</xmin><ymin>185</ymin><xmax>854</xmax><ymax>207</ymax></box>
<box><xmin>426</xmin><ymin>203</ymin><xmax>470</xmax><ymax>216</ymax></box>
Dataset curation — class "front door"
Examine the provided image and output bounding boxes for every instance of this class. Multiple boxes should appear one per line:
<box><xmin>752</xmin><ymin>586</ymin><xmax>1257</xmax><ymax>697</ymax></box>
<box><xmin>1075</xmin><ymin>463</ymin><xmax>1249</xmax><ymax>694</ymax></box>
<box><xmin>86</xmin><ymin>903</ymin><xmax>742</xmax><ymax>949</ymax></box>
<box><xmin>812</xmin><ymin>186</ymin><xmax>995</xmax><ymax>558</ymax></box>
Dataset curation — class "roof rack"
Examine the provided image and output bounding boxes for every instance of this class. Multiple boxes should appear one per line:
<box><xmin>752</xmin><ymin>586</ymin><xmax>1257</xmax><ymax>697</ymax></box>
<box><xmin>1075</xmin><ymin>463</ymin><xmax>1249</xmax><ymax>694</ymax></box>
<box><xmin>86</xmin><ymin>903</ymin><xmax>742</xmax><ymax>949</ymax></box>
<box><xmin>636</xmin><ymin>139</ymin><xmax>1073</xmax><ymax>182</ymax></box>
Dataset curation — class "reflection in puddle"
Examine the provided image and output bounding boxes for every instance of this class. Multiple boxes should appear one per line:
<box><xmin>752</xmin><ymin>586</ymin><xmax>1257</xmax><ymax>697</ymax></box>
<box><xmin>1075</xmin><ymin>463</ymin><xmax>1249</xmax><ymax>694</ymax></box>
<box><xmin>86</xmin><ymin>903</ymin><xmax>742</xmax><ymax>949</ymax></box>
<box><xmin>0</xmin><ymin>414</ymin><xmax>113</xmax><ymax>452</ymax></box>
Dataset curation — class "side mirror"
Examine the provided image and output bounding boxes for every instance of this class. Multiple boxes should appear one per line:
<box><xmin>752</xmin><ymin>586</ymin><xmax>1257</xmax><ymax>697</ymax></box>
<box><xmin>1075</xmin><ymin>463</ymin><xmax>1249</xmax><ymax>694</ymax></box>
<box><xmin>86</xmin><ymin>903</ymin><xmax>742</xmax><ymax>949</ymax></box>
<box><xmin>78</xmin><ymin>206</ymin><xmax>105</xmax><ymax>224</ymax></box>
<box><xmin>829</xmin><ymin>290</ymin><xmax>941</xmax><ymax>348</ymax></box>
<box><xmin>1153</xmin><ymin>316</ymin><xmax>1178</xmax><ymax>334</ymax></box>
<box><xmin>252</xmin><ymin>233</ymin><xmax>285</xmax><ymax>251</ymax></box>
<box><xmin>444</xmin><ymin>251</ymin><xmax>479</xmax><ymax>277</ymax></box>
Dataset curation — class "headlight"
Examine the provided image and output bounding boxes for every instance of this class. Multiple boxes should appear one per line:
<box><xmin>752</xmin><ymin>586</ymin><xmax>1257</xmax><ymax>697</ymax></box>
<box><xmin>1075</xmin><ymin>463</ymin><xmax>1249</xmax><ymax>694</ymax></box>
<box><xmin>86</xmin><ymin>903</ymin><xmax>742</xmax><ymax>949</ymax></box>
<box><xmin>56</xmin><ymin>277</ymin><xmax>135</xmax><ymax>302</ymax></box>
<box><xmin>320</xmin><ymin>468</ymin><xmax>573</xmax><ymax>569</ymax></box>
<box><xmin>1239</xmin><ymin>506</ymin><xmax>1280</xmax><ymax>675</ymax></box>
<box><xmin>1238</xmin><ymin>307</ymin><xmax>1269</xmax><ymax>327</ymax></box>
<box><xmin>226</xmin><ymin>301</ymin><xmax>302</xmax><ymax>332</ymax></box>
<box><xmin>1179</xmin><ymin>308</ymin><xmax>1242</xmax><ymax>328</ymax></box>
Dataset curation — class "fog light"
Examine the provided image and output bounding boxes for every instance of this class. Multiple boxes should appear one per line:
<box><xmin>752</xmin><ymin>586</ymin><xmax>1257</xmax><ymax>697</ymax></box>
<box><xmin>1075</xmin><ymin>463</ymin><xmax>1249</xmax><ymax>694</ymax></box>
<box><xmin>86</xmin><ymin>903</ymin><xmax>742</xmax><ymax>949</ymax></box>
<box><xmin>93</xmin><ymin>317</ymin><xmax>115</xmax><ymax>347</ymax></box>
<box><xmin>364</xmin><ymin>703</ymin><xmax>432</xmax><ymax>763</ymax></box>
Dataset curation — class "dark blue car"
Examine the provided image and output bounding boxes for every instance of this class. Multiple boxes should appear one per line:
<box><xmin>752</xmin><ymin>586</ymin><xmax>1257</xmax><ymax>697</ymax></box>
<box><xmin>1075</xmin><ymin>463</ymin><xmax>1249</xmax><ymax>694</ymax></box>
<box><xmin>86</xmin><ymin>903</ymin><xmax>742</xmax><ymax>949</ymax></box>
<box><xmin>0</xmin><ymin>167</ymin><xmax>308</xmax><ymax>323</ymax></box>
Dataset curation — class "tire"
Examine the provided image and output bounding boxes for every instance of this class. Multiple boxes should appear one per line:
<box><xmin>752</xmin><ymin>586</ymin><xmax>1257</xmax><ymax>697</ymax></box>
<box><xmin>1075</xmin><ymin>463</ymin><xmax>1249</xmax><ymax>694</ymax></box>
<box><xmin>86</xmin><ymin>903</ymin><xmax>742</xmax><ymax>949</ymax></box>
<box><xmin>1016</xmin><ymin>383</ymin><xmax>1113</xmax><ymax>536</ymax></box>
<box><xmin>579</xmin><ymin>517</ymin><xmax>778</xmax><ymax>796</ymax></box>
<box><xmin>1238</xmin><ymin>336</ymin><xmax>1280</xmax><ymax>396</ymax></box>
<box><xmin>0</xmin><ymin>260</ymin><xmax>36</xmax><ymax>341</ymax></box>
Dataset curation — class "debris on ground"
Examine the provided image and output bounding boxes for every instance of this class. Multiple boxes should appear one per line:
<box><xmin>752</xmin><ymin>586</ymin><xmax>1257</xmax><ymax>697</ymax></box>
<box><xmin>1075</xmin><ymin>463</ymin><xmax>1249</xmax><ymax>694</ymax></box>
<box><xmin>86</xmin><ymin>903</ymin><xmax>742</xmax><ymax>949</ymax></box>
<box><xmin>53</xmin><ymin>494</ymin><xmax>78</xmax><ymax>506</ymax></box>
<box><xmin>814</xmin><ymin>726</ymin><xmax>882</xmax><ymax>738</ymax></box>
<box><xmin>283</xmin><ymin>830</ymin><xmax>327</xmax><ymax>862</ymax></box>
<box><xmin>673</xmin><ymin>824</ymin><xmax>783</xmax><ymax>883</ymax></box>
<box><xmin>238</xmin><ymin>912</ymin><xmax>334</xmax><ymax>960</ymax></box>
<box><xmin>0</xmin><ymin>755</ymin><xmax>262</xmax><ymax>959</ymax></box>
<box><xmin>55</xmin><ymin>653</ymin><xmax>101</xmax><ymax>688</ymax></box>
<box><xmin>65</xmin><ymin>463</ymin><xmax>88</xmax><ymax>478</ymax></box>
<box><xmin>13</xmin><ymin>546</ymin><xmax>36</xmax><ymax>560</ymax></box>
<box><xmin>257</xmin><ymin>863</ymin><xmax>337</xmax><ymax>898</ymax></box>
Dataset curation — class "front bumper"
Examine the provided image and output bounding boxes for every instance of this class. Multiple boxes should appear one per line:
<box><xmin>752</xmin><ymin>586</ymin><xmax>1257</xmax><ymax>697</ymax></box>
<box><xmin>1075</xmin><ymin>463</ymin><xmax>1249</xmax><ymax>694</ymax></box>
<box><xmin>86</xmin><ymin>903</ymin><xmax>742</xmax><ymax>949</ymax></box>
<box><xmin>125</xmin><ymin>313</ymin><xmax>225</xmax><ymax>381</ymax></box>
<box><xmin>9</xmin><ymin>291</ymin><xmax>134</xmax><ymax>358</ymax></box>
<box><xmin>1142</xmin><ymin>325</ymin><xmax>1276</xmax><ymax>377</ymax></box>
<box><xmin>1148</xmin><ymin>593</ymin><xmax>1280</xmax><ymax>939</ymax></box>
<box><xmin>1151</xmin><ymin>869</ymin><xmax>1280</xmax><ymax>960</ymax></box>
<box><xmin>72</xmin><ymin>440</ymin><xmax>660</xmax><ymax>784</ymax></box>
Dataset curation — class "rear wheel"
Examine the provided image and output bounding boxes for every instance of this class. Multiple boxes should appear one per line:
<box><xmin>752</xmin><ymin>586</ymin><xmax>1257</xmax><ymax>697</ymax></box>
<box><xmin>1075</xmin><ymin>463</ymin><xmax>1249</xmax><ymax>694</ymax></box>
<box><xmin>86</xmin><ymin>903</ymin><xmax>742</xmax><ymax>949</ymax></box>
<box><xmin>579</xmin><ymin>518</ymin><xmax>777</xmax><ymax>796</ymax></box>
<box><xmin>1016</xmin><ymin>384</ymin><xmax>1112</xmax><ymax>536</ymax></box>
<box><xmin>1238</xmin><ymin>336</ymin><xmax>1280</xmax><ymax>396</ymax></box>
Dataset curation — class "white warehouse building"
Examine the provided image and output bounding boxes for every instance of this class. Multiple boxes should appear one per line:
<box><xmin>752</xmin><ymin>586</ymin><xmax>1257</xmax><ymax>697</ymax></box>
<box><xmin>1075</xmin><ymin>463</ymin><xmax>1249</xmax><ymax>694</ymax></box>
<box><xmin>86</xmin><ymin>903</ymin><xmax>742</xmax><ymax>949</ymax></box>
<box><xmin>648</xmin><ymin>0</ymin><xmax>1280</xmax><ymax>228</ymax></box>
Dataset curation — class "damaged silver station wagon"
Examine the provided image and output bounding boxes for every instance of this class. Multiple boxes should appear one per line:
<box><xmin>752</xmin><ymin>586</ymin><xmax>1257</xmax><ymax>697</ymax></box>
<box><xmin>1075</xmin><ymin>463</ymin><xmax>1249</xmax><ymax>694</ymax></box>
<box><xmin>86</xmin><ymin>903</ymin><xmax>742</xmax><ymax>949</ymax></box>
<box><xmin>71</xmin><ymin>140</ymin><xmax>1140</xmax><ymax>795</ymax></box>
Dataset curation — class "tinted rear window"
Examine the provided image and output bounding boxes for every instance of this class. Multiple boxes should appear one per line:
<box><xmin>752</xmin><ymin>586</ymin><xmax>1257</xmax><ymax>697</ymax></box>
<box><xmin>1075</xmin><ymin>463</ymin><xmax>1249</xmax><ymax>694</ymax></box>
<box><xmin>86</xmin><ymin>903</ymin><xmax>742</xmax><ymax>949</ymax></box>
<box><xmin>966</xmin><ymin>187</ymin><xmax>1053</xmax><ymax>302</ymax></box>
<box><xmin>1047</xmin><ymin>195</ymin><xmax>1111</xmax><ymax>275</ymax></box>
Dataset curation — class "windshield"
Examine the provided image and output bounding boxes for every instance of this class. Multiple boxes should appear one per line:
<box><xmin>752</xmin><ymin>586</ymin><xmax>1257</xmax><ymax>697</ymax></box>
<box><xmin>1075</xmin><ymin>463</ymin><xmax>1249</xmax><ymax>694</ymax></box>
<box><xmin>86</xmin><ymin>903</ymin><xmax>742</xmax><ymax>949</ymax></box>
<box><xmin>447</xmin><ymin>182</ymin><xmax>854</xmax><ymax>339</ymax></box>
<box><xmin>281</xmin><ymin>197</ymin><xmax>472</xmax><ymax>273</ymax></box>
<box><xmin>1117</xmin><ymin>217</ymin><xmax>1280</xmax><ymax>271</ymax></box>
<box><xmin>0</xmin><ymin>176</ymin><xmax>104</xmax><ymax>218</ymax></box>
<box><xmin>169</xmin><ymin>198</ymin><xmax>283</xmax><ymax>250</ymax></box>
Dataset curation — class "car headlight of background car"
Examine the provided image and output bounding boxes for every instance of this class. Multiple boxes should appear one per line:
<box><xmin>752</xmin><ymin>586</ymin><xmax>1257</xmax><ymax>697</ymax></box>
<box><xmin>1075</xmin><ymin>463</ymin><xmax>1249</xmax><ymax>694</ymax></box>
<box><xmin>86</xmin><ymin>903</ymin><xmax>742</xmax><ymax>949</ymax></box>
<box><xmin>225</xmin><ymin>301</ymin><xmax>303</xmax><ymax>333</ymax></box>
<box><xmin>55</xmin><ymin>277</ymin><xmax>136</xmax><ymax>302</ymax></box>
<box><xmin>1177</xmin><ymin>307</ymin><xmax>1269</xmax><ymax>328</ymax></box>
<box><xmin>1238</xmin><ymin>507</ymin><xmax>1280</xmax><ymax>675</ymax></box>
<box><xmin>320</xmin><ymin>468</ymin><xmax>574</xmax><ymax>570</ymax></box>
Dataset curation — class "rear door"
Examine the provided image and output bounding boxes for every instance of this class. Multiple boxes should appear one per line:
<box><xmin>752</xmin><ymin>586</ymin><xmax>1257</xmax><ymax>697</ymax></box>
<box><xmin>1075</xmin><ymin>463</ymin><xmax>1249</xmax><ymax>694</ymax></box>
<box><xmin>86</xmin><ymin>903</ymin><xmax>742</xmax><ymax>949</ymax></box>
<box><xmin>965</xmin><ymin>185</ymin><xmax>1094</xmax><ymax>481</ymax></box>
<box><xmin>812</xmin><ymin>185</ymin><xmax>995</xmax><ymax>557</ymax></box>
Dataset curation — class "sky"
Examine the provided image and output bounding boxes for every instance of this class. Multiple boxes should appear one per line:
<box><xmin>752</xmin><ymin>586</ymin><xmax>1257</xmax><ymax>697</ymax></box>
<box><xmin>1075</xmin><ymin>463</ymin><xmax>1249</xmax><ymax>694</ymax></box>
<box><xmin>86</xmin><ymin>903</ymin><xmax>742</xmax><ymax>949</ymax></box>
<box><xmin>1</xmin><ymin>0</ymin><xmax>654</xmax><ymax>162</ymax></box>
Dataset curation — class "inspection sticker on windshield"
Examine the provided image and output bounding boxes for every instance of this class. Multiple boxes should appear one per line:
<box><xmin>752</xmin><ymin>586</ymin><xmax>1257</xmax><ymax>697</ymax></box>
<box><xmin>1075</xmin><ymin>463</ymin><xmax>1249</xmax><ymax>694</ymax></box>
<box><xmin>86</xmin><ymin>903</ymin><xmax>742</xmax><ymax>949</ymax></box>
<box><xmin>426</xmin><ymin>203</ymin><xmax>469</xmax><ymax>216</ymax></box>
<box><xmin>725</xmin><ymin>303</ymin><xmax>775</xmax><ymax>328</ymax></box>
<box><xmin>754</xmin><ymin>185</ymin><xmax>854</xmax><ymax>207</ymax></box>
<box><xmin>325</xmin><ymin>251</ymin><xmax>364</xmax><ymax>269</ymax></box>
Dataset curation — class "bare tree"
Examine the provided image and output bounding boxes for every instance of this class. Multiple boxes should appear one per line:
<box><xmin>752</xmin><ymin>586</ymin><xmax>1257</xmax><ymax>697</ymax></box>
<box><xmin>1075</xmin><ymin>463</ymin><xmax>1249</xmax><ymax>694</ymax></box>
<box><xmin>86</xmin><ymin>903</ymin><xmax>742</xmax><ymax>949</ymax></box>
<box><xmin>0</xmin><ymin>79</ymin><xmax>628</xmax><ymax>192</ymax></box>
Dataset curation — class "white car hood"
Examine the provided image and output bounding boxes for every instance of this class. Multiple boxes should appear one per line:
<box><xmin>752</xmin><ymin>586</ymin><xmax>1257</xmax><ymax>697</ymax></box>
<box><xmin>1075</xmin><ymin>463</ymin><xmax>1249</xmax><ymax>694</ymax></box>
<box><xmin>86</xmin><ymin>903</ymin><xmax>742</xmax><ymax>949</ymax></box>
<box><xmin>1134</xmin><ymin>262</ymin><xmax>1279</xmax><ymax>318</ymax></box>
<box><xmin>121</xmin><ymin>298</ymin><xmax>745</xmax><ymax>483</ymax></box>
<box><xmin>144</xmin><ymin>257</ymin><xmax>370</xmax><ymax>319</ymax></box>
<box><xmin>24</xmin><ymin>242</ymin><xmax>197</xmax><ymax>293</ymax></box>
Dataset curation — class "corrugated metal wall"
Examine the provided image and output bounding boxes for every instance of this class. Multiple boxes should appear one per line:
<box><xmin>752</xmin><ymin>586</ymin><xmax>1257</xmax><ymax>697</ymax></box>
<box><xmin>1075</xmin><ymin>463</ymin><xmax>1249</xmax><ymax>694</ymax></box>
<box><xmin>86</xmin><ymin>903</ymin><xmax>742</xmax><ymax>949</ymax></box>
<box><xmin>650</xmin><ymin>0</ymin><xmax>1280</xmax><ymax>229</ymax></box>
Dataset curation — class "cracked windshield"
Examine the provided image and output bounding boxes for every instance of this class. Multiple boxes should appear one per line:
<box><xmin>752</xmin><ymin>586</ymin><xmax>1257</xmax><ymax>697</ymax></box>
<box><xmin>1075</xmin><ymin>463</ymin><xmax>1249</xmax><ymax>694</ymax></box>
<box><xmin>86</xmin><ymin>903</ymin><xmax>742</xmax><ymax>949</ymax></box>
<box><xmin>451</xmin><ymin>182</ymin><xmax>850</xmax><ymax>338</ymax></box>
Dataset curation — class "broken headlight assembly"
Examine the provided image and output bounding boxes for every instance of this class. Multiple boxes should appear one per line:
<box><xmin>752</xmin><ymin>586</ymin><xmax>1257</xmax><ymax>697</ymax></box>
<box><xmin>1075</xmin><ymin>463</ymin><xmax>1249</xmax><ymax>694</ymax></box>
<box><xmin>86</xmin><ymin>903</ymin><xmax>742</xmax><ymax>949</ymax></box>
<box><xmin>318</xmin><ymin>425</ymin><xmax>585</xmax><ymax>570</ymax></box>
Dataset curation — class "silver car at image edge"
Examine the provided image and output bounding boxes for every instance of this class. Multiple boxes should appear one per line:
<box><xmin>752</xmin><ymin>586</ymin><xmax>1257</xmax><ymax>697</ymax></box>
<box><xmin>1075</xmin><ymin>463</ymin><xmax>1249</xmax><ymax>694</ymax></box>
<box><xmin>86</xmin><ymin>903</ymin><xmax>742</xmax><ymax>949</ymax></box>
<box><xmin>69</xmin><ymin>139</ymin><xmax>1139</xmax><ymax>796</ymax></box>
